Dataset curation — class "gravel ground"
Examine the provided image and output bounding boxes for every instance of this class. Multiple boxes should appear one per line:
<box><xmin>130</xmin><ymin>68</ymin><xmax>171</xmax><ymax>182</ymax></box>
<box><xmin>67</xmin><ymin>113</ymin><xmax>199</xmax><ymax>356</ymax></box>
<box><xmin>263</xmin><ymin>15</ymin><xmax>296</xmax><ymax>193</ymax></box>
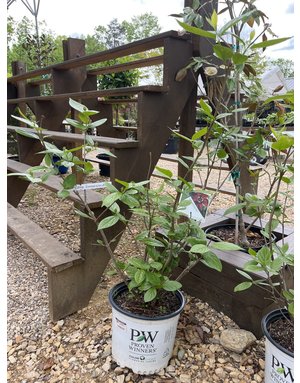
<box><xmin>7</xmin><ymin>156</ymin><xmax>293</xmax><ymax>383</ymax></box>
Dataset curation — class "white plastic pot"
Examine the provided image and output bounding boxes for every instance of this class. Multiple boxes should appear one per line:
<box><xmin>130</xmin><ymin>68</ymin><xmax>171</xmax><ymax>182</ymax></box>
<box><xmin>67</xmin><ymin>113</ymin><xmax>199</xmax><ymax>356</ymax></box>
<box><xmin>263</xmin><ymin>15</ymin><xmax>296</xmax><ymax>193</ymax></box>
<box><xmin>108</xmin><ymin>282</ymin><xmax>185</xmax><ymax>375</ymax></box>
<box><xmin>262</xmin><ymin>309</ymin><xmax>294</xmax><ymax>383</ymax></box>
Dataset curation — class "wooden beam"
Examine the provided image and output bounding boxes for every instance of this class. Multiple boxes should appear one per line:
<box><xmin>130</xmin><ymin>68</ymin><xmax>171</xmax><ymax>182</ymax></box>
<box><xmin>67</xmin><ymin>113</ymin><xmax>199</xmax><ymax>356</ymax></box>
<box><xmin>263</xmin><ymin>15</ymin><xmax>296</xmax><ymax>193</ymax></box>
<box><xmin>88</xmin><ymin>55</ymin><xmax>164</xmax><ymax>76</ymax></box>
<box><xmin>7</xmin><ymin>85</ymin><xmax>167</xmax><ymax>104</ymax></box>
<box><xmin>7</xmin><ymin>31</ymin><xmax>188</xmax><ymax>83</ymax></box>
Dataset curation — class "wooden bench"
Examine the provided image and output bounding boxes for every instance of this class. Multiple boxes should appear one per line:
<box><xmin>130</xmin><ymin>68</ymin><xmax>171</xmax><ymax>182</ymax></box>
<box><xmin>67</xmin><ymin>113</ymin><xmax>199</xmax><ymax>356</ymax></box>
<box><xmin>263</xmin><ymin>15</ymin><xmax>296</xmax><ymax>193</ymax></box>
<box><xmin>7</xmin><ymin>203</ymin><xmax>88</xmax><ymax>321</ymax></box>
<box><xmin>7</xmin><ymin>159</ymin><xmax>119</xmax><ymax>321</ymax></box>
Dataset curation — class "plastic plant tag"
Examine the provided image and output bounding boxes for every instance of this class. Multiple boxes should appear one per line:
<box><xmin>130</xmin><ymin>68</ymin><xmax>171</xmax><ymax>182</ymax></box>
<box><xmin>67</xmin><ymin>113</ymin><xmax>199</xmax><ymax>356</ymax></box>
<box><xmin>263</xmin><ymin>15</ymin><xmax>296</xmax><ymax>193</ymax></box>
<box><xmin>180</xmin><ymin>190</ymin><xmax>211</xmax><ymax>222</ymax></box>
<box><xmin>73</xmin><ymin>181</ymin><xmax>111</xmax><ymax>191</ymax></box>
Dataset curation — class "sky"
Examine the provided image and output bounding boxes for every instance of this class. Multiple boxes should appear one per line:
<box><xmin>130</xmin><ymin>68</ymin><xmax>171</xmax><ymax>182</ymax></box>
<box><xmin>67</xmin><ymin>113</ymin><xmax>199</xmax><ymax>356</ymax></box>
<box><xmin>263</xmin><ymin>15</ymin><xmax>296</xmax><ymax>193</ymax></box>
<box><xmin>6</xmin><ymin>0</ymin><xmax>295</xmax><ymax>60</ymax></box>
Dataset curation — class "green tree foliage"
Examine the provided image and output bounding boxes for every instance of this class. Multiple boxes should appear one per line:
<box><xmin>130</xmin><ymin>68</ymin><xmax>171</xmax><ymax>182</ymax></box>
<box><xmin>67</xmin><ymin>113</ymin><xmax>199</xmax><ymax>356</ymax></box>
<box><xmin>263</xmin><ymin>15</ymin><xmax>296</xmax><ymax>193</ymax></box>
<box><xmin>122</xmin><ymin>13</ymin><xmax>161</xmax><ymax>42</ymax></box>
<box><xmin>94</xmin><ymin>18</ymin><xmax>126</xmax><ymax>49</ymax></box>
<box><xmin>7</xmin><ymin>16</ymin><xmax>65</xmax><ymax>72</ymax></box>
<box><xmin>83</xmin><ymin>34</ymin><xmax>106</xmax><ymax>55</ymax></box>
<box><xmin>8</xmin><ymin>12</ymin><xmax>162</xmax><ymax>73</ymax></box>
<box><xmin>268</xmin><ymin>58</ymin><xmax>294</xmax><ymax>78</ymax></box>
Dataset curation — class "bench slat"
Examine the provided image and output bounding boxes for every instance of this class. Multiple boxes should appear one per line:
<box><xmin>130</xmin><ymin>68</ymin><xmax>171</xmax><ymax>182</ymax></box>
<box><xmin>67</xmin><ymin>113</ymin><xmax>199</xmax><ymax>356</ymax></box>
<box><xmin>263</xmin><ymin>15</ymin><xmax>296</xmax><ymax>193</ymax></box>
<box><xmin>7</xmin><ymin>85</ymin><xmax>166</xmax><ymax>104</ymax></box>
<box><xmin>7</xmin><ymin>126</ymin><xmax>139</xmax><ymax>149</ymax></box>
<box><xmin>7</xmin><ymin>203</ymin><xmax>83</xmax><ymax>272</ymax></box>
<box><xmin>7</xmin><ymin>159</ymin><xmax>102</xmax><ymax>209</ymax></box>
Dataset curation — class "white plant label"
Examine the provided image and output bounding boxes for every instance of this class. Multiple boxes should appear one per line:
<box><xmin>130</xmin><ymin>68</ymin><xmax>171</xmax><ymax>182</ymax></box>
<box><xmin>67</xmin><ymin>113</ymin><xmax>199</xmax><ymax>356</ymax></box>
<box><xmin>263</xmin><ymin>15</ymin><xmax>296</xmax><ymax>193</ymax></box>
<box><xmin>73</xmin><ymin>182</ymin><xmax>110</xmax><ymax>191</ymax></box>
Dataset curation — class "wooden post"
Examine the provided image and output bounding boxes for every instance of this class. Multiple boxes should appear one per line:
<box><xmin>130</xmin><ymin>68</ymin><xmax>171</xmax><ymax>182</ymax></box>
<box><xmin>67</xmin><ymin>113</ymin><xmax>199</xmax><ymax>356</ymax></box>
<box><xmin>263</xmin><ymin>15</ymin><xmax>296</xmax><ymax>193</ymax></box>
<box><xmin>11</xmin><ymin>61</ymin><xmax>27</xmax><ymax>123</ymax></box>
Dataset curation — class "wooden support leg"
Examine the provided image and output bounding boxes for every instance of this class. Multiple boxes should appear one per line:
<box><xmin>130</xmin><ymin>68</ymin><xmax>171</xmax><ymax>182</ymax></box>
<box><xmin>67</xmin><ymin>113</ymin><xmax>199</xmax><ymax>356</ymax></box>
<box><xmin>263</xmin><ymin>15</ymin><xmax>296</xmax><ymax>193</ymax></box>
<box><xmin>47</xmin><ymin>207</ymin><xmax>128</xmax><ymax>321</ymax></box>
<box><xmin>8</xmin><ymin>136</ymin><xmax>44</xmax><ymax>206</ymax></box>
<box><xmin>48</xmin><ymin>260</ymin><xmax>108</xmax><ymax>321</ymax></box>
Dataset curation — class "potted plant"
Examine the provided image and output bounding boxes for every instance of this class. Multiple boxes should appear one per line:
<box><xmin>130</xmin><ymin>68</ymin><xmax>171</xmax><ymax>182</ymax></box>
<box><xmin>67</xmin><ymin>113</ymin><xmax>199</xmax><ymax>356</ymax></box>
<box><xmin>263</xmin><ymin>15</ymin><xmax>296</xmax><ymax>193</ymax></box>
<box><xmin>229</xmin><ymin>95</ymin><xmax>294</xmax><ymax>383</ymax></box>
<box><xmin>174</xmin><ymin>0</ymin><xmax>292</xmax><ymax>249</ymax></box>
<box><xmin>233</xmin><ymin>228</ymin><xmax>294</xmax><ymax>382</ymax></box>
<box><xmin>9</xmin><ymin>98</ymin><xmax>243</xmax><ymax>374</ymax></box>
<box><xmin>174</xmin><ymin>3</ymin><xmax>294</xmax><ymax>379</ymax></box>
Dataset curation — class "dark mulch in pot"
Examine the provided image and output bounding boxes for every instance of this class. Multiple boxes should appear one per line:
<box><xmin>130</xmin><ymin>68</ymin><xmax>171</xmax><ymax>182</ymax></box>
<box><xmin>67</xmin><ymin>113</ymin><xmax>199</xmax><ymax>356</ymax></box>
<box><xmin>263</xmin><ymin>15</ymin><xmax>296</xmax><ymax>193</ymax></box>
<box><xmin>268</xmin><ymin>316</ymin><xmax>294</xmax><ymax>353</ymax></box>
<box><xmin>208</xmin><ymin>226</ymin><xmax>267</xmax><ymax>249</ymax></box>
<box><xmin>114</xmin><ymin>289</ymin><xmax>181</xmax><ymax>318</ymax></box>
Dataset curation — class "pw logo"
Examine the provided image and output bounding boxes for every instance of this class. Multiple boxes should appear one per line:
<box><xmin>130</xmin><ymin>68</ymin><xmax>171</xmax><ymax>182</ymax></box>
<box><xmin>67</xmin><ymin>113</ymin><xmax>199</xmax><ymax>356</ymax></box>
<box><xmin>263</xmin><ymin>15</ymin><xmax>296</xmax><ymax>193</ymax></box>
<box><xmin>272</xmin><ymin>355</ymin><xmax>294</xmax><ymax>382</ymax></box>
<box><xmin>130</xmin><ymin>329</ymin><xmax>159</xmax><ymax>343</ymax></box>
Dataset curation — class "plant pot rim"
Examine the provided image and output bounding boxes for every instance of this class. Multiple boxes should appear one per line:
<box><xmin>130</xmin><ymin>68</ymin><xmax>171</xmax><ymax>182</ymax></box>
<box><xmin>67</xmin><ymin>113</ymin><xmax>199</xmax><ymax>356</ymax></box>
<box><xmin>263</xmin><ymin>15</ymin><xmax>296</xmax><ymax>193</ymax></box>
<box><xmin>205</xmin><ymin>222</ymin><xmax>276</xmax><ymax>251</ymax></box>
<box><xmin>261</xmin><ymin>308</ymin><xmax>294</xmax><ymax>358</ymax></box>
<box><xmin>109</xmin><ymin>281</ymin><xmax>185</xmax><ymax>321</ymax></box>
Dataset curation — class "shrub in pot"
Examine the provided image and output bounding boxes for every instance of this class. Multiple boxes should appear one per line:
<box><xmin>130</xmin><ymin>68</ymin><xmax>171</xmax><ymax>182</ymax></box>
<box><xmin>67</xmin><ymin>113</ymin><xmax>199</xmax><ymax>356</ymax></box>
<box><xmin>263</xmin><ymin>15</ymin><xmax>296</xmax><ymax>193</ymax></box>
<box><xmin>174</xmin><ymin>0</ymin><xmax>292</xmax><ymax>249</ymax></box>
<box><xmin>229</xmin><ymin>95</ymin><xmax>294</xmax><ymax>382</ymax></box>
<box><xmin>10</xmin><ymin>99</ymin><xmax>243</xmax><ymax>374</ymax></box>
<box><xmin>175</xmin><ymin>3</ymin><xmax>294</xmax><ymax>379</ymax></box>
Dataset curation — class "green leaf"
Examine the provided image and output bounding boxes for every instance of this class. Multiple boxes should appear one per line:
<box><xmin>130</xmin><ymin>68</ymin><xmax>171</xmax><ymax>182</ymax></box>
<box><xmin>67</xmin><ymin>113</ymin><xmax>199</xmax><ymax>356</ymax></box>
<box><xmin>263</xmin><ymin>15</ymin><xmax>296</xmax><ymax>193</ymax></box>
<box><xmin>283</xmin><ymin>289</ymin><xmax>294</xmax><ymax>302</ymax></box>
<box><xmin>252</xmin><ymin>37</ymin><xmax>291</xmax><ymax>49</ymax></box>
<box><xmin>211</xmin><ymin>242</ymin><xmax>242</xmax><ymax>251</ymax></box>
<box><xmin>149</xmin><ymin>261</ymin><xmax>163</xmax><ymax>271</ymax></box>
<box><xmin>234</xmin><ymin>281</ymin><xmax>253</xmax><ymax>292</ymax></box>
<box><xmin>128</xmin><ymin>258</ymin><xmax>149</xmax><ymax>270</ymax></box>
<box><xmin>213</xmin><ymin>44</ymin><xmax>233</xmax><ymax>61</ymax></box>
<box><xmin>216</xmin><ymin>148</ymin><xmax>228</xmax><ymax>159</ymax></box>
<box><xmin>97</xmin><ymin>215</ymin><xmax>119</xmax><ymax>230</ymax></box>
<box><xmin>177</xmin><ymin>20</ymin><xmax>216</xmax><ymax>39</ymax></box>
<box><xmin>210</xmin><ymin>9</ymin><xmax>218</xmax><ymax>30</ymax></box>
<box><xmin>232</xmin><ymin>52</ymin><xmax>248</xmax><ymax>65</ymax></box>
<box><xmin>265</xmin><ymin>219</ymin><xmax>279</xmax><ymax>234</ymax></box>
<box><xmin>155</xmin><ymin>166</ymin><xmax>173</xmax><ymax>179</ymax></box>
<box><xmin>192</xmin><ymin>127</ymin><xmax>207</xmax><ymax>140</ymax></box>
<box><xmin>224</xmin><ymin>203</ymin><xmax>246</xmax><ymax>215</ymax></box>
<box><xmin>63</xmin><ymin>118</ymin><xmax>85</xmax><ymax>130</ymax></box>
<box><xmin>134</xmin><ymin>269</ymin><xmax>146</xmax><ymax>285</ymax></box>
<box><xmin>143</xmin><ymin>238</ymin><xmax>165</xmax><ymax>248</ymax></box>
<box><xmin>146</xmin><ymin>272</ymin><xmax>161</xmax><ymax>286</ymax></box>
<box><xmin>250</xmin><ymin>30</ymin><xmax>255</xmax><ymax>41</ymax></box>
<box><xmin>62</xmin><ymin>174</ymin><xmax>76</xmax><ymax>190</ymax></box>
<box><xmin>288</xmin><ymin>302</ymin><xmax>294</xmax><ymax>317</ymax></box>
<box><xmin>163</xmin><ymin>280</ymin><xmax>182</xmax><ymax>292</ymax></box>
<box><xmin>90</xmin><ymin>119</ymin><xmax>107</xmax><ymax>128</ymax></box>
<box><xmin>12</xmin><ymin>115</ymin><xmax>39</xmax><ymax>129</ymax></box>
<box><xmin>102</xmin><ymin>192</ymin><xmax>122</xmax><ymax>208</ymax></box>
<box><xmin>190</xmin><ymin>244</ymin><xmax>210</xmax><ymax>254</ymax></box>
<box><xmin>236</xmin><ymin>269</ymin><xmax>253</xmax><ymax>281</ymax></box>
<box><xmin>256</xmin><ymin>247</ymin><xmax>272</xmax><ymax>266</ymax></box>
<box><xmin>199</xmin><ymin>98</ymin><xmax>213</xmax><ymax>116</ymax></box>
<box><xmin>57</xmin><ymin>189</ymin><xmax>70</xmax><ymax>199</ymax></box>
<box><xmin>271</xmin><ymin>136</ymin><xmax>294</xmax><ymax>152</ymax></box>
<box><xmin>144</xmin><ymin>287</ymin><xmax>157</xmax><ymax>302</ymax></box>
<box><xmin>243</xmin><ymin>262</ymin><xmax>264</xmax><ymax>273</ymax></box>
<box><xmin>69</xmin><ymin>98</ymin><xmax>88</xmax><ymax>113</ymax></box>
<box><xmin>74</xmin><ymin>208</ymin><xmax>92</xmax><ymax>220</ymax></box>
<box><xmin>177</xmin><ymin>157</ymin><xmax>189</xmax><ymax>169</ymax></box>
<box><xmin>215</xmin><ymin>113</ymin><xmax>232</xmax><ymax>120</ymax></box>
<box><xmin>84</xmin><ymin>161</ymin><xmax>94</xmax><ymax>173</ymax></box>
<box><xmin>15</xmin><ymin>128</ymin><xmax>39</xmax><ymax>140</ymax></box>
<box><xmin>85</xmin><ymin>135</ymin><xmax>94</xmax><ymax>147</ymax></box>
<box><xmin>218</xmin><ymin>10</ymin><xmax>256</xmax><ymax>35</ymax></box>
<box><xmin>201</xmin><ymin>251</ymin><xmax>222</xmax><ymax>271</ymax></box>
<box><xmin>44</xmin><ymin>153</ymin><xmax>52</xmax><ymax>166</ymax></box>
